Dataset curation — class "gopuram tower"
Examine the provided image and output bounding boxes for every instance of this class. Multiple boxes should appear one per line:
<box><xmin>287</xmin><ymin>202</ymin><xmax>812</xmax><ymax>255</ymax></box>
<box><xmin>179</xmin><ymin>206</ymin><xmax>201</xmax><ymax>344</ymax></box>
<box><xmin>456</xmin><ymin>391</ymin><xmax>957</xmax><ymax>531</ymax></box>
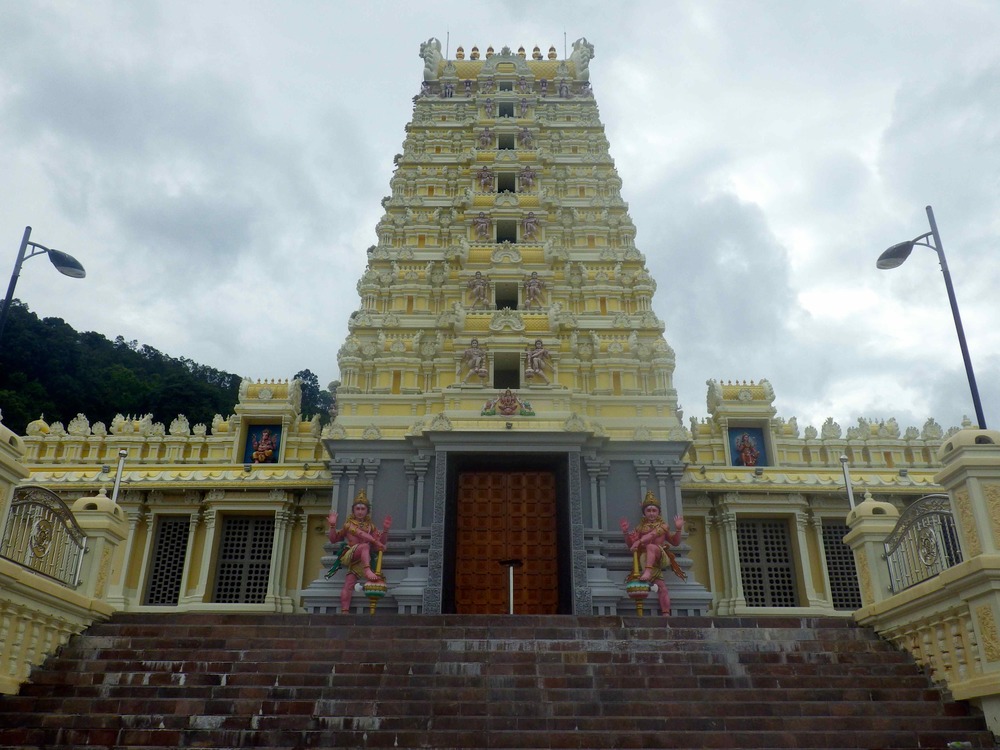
<box><xmin>303</xmin><ymin>38</ymin><xmax>711</xmax><ymax>616</ymax></box>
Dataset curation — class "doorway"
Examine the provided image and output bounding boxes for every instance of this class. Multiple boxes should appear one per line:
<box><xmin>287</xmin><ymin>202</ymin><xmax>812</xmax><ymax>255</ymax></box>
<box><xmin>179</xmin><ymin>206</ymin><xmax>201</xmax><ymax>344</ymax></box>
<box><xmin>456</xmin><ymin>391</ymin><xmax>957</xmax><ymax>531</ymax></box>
<box><xmin>454</xmin><ymin>471</ymin><xmax>558</xmax><ymax>614</ymax></box>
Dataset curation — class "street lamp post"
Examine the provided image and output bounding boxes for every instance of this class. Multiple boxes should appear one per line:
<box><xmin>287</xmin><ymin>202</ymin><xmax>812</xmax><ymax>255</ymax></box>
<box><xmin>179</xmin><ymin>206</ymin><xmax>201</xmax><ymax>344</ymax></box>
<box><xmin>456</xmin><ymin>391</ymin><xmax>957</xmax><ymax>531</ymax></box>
<box><xmin>0</xmin><ymin>226</ymin><xmax>86</xmax><ymax>345</ymax></box>
<box><xmin>877</xmin><ymin>205</ymin><xmax>987</xmax><ymax>430</ymax></box>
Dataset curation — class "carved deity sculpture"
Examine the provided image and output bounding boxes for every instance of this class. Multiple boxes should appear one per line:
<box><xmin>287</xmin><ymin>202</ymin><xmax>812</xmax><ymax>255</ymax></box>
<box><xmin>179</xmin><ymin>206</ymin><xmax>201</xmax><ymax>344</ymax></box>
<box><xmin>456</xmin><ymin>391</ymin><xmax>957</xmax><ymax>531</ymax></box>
<box><xmin>473</xmin><ymin>211</ymin><xmax>492</xmax><ymax>240</ymax></box>
<box><xmin>518</xmin><ymin>127</ymin><xmax>534</xmax><ymax>147</ymax></box>
<box><xmin>484</xmin><ymin>97</ymin><xmax>495</xmax><ymax>118</ymax></box>
<box><xmin>459</xmin><ymin>338</ymin><xmax>489</xmax><ymax>383</ymax></box>
<box><xmin>519</xmin><ymin>166</ymin><xmax>537</xmax><ymax>190</ymax></box>
<box><xmin>478</xmin><ymin>127</ymin><xmax>494</xmax><ymax>148</ymax></box>
<box><xmin>524</xmin><ymin>271</ymin><xmax>545</xmax><ymax>308</ymax></box>
<box><xmin>521</xmin><ymin>212</ymin><xmax>539</xmax><ymax>241</ymax></box>
<box><xmin>525</xmin><ymin>339</ymin><xmax>553</xmax><ymax>384</ymax></box>
<box><xmin>476</xmin><ymin>166</ymin><xmax>495</xmax><ymax>192</ymax></box>
<box><xmin>419</xmin><ymin>38</ymin><xmax>443</xmax><ymax>81</ymax></box>
<box><xmin>327</xmin><ymin>490</ymin><xmax>392</xmax><ymax>613</ymax></box>
<box><xmin>467</xmin><ymin>271</ymin><xmax>491</xmax><ymax>308</ymax></box>
<box><xmin>620</xmin><ymin>491</ymin><xmax>686</xmax><ymax>615</ymax></box>
<box><xmin>570</xmin><ymin>37</ymin><xmax>595</xmax><ymax>81</ymax></box>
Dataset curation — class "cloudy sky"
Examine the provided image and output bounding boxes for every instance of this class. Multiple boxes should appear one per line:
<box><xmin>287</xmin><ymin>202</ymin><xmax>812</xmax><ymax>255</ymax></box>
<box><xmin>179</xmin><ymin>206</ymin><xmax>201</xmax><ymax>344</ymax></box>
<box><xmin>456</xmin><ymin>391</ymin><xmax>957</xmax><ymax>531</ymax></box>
<box><xmin>1</xmin><ymin>1</ymin><xmax>997</xmax><ymax>435</ymax></box>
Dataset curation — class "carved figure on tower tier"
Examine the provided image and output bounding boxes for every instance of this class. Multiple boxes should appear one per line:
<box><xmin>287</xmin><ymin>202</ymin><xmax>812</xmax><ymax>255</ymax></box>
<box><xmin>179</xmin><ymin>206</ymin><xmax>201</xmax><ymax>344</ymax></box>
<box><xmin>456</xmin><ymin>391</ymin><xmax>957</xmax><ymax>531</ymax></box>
<box><xmin>522</xmin><ymin>212</ymin><xmax>539</xmax><ymax>241</ymax></box>
<box><xmin>524</xmin><ymin>271</ymin><xmax>545</xmax><ymax>308</ymax></box>
<box><xmin>467</xmin><ymin>270</ymin><xmax>491</xmax><ymax>308</ymax></box>
<box><xmin>464</xmin><ymin>79</ymin><xmax>473</xmax><ymax>96</ymax></box>
<box><xmin>558</xmin><ymin>79</ymin><xmax>571</xmax><ymax>98</ymax></box>
<box><xmin>484</xmin><ymin>98</ymin><xmax>495</xmax><ymax>118</ymax></box>
<box><xmin>570</xmin><ymin>37</ymin><xmax>595</xmax><ymax>81</ymax></box>
<box><xmin>482</xmin><ymin>76</ymin><xmax>494</xmax><ymax>93</ymax></box>
<box><xmin>518</xmin><ymin>127</ymin><xmax>534</xmax><ymax>147</ymax></box>
<box><xmin>517</xmin><ymin>76</ymin><xmax>528</xmax><ymax>93</ymax></box>
<box><xmin>477</xmin><ymin>166</ymin><xmax>494</xmax><ymax>192</ymax></box>
<box><xmin>473</xmin><ymin>212</ymin><xmax>492</xmax><ymax>240</ymax></box>
<box><xmin>620</xmin><ymin>491</ymin><xmax>686</xmax><ymax>615</ymax></box>
<box><xmin>520</xmin><ymin>97</ymin><xmax>529</xmax><ymax>118</ymax></box>
<box><xmin>478</xmin><ymin>127</ymin><xmax>494</xmax><ymax>148</ymax></box>
<box><xmin>419</xmin><ymin>38</ymin><xmax>443</xmax><ymax>81</ymax></box>
<box><xmin>540</xmin><ymin>79</ymin><xmax>548</xmax><ymax>96</ymax></box>
<box><xmin>459</xmin><ymin>338</ymin><xmax>489</xmax><ymax>383</ymax></box>
<box><xmin>525</xmin><ymin>339</ymin><xmax>553</xmax><ymax>384</ymax></box>
<box><xmin>519</xmin><ymin>166</ymin><xmax>537</xmax><ymax>190</ymax></box>
<box><xmin>326</xmin><ymin>490</ymin><xmax>392</xmax><ymax>613</ymax></box>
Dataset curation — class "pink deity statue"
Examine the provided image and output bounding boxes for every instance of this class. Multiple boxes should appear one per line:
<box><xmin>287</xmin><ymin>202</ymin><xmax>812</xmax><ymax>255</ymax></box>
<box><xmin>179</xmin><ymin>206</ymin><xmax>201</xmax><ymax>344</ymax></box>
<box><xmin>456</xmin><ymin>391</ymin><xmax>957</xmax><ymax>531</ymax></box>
<box><xmin>327</xmin><ymin>490</ymin><xmax>392</xmax><ymax>613</ymax></box>
<box><xmin>524</xmin><ymin>339</ymin><xmax>552</xmax><ymax>384</ymax></box>
<box><xmin>460</xmin><ymin>338</ymin><xmax>489</xmax><ymax>383</ymax></box>
<box><xmin>467</xmin><ymin>271</ymin><xmax>490</xmax><ymax>308</ymax></box>
<box><xmin>524</xmin><ymin>271</ymin><xmax>545</xmax><ymax>308</ymax></box>
<box><xmin>473</xmin><ymin>212</ymin><xmax>492</xmax><ymax>240</ymax></box>
<box><xmin>477</xmin><ymin>166</ymin><xmax>495</xmax><ymax>192</ymax></box>
<box><xmin>521</xmin><ymin>212</ymin><xmax>539</xmax><ymax>241</ymax></box>
<box><xmin>478</xmin><ymin>127</ymin><xmax>494</xmax><ymax>148</ymax></box>
<box><xmin>620</xmin><ymin>491</ymin><xmax>686</xmax><ymax>615</ymax></box>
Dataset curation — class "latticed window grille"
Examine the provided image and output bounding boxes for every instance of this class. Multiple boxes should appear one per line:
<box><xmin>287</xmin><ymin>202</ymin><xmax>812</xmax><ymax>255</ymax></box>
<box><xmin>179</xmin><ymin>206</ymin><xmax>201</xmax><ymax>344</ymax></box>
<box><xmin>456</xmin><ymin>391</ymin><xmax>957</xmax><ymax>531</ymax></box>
<box><xmin>821</xmin><ymin>520</ymin><xmax>862</xmax><ymax>610</ymax></box>
<box><xmin>213</xmin><ymin>515</ymin><xmax>274</xmax><ymax>604</ymax></box>
<box><xmin>737</xmin><ymin>519</ymin><xmax>798</xmax><ymax>607</ymax></box>
<box><xmin>144</xmin><ymin>516</ymin><xmax>191</xmax><ymax>606</ymax></box>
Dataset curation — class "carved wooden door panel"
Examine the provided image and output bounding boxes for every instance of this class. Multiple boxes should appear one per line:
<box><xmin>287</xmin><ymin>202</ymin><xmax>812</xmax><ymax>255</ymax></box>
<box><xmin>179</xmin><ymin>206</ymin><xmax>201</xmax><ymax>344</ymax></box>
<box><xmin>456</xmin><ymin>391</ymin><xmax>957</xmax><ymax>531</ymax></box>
<box><xmin>455</xmin><ymin>471</ymin><xmax>558</xmax><ymax>614</ymax></box>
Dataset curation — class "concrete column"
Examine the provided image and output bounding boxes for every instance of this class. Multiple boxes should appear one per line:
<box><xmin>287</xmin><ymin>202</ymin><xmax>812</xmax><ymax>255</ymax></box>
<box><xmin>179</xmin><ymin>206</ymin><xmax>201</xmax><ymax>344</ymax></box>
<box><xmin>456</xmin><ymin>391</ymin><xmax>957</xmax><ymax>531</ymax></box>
<box><xmin>844</xmin><ymin>492</ymin><xmax>899</xmax><ymax>607</ymax></box>
<box><xmin>70</xmin><ymin>490</ymin><xmax>129</xmax><ymax>601</ymax></box>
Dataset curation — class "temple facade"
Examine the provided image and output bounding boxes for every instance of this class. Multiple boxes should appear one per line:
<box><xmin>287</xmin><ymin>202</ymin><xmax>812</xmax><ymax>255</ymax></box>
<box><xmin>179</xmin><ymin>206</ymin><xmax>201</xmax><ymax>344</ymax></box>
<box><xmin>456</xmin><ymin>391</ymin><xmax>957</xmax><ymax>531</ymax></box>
<box><xmin>8</xmin><ymin>39</ymin><xmax>959</xmax><ymax>617</ymax></box>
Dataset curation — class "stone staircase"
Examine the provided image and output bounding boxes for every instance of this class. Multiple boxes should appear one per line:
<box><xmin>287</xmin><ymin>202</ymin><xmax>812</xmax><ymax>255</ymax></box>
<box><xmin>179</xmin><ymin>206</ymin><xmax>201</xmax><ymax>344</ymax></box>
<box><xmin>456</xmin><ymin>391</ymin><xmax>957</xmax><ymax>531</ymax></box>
<box><xmin>0</xmin><ymin>613</ymin><xmax>995</xmax><ymax>749</ymax></box>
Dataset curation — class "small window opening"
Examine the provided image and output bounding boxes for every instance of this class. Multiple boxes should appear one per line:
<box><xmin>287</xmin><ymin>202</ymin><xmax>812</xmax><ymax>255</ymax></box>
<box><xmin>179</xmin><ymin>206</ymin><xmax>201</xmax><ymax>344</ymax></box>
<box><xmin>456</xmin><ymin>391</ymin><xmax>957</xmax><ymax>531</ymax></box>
<box><xmin>498</xmin><ymin>134</ymin><xmax>516</xmax><ymax>150</ymax></box>
<box><xmin>496</xmin><ymin>219</ymin><xmax>518</xmax><ymax>243</ymax></box>
<box><xmin>497</xmin><ymin>173</ymin><xmax>516</xmax><ymax>193</ymax></box>
<box><xmin>499</xmin><ymin>81</ymin><xmax>514</xmax><ymax>91</ymax></box>
<box><xmin>498</xmin><ymin>102</ymin><xmax>515</xmax><ymax>118</ymax></box>
<box><xmin>391</xmin><ymin>371</ymin><xmax>402</xmax><ymax>394</ymax></box>
<box><xmin>495</xmin><ymin>282</ymin><xmax>519</xmax><ymax>309</ymax></box>
<box><xmin>494</xmin><ymin>352</ymin><xmax>521</xmax><ymax>389</ymax></box>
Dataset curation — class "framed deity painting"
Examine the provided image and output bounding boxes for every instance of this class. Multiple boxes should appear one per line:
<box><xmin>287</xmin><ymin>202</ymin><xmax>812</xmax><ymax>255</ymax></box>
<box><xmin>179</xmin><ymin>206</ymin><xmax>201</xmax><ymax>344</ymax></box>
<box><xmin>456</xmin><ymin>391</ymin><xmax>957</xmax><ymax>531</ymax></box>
<box><xmin>243</xmin><ymin>425</ymin><xmax>282</xmax><ymax>464</ymax></box>
<box><xmin>729</xmin><ymin>427</ymin><xmax>767</xmax><ymax>467</ymax></box>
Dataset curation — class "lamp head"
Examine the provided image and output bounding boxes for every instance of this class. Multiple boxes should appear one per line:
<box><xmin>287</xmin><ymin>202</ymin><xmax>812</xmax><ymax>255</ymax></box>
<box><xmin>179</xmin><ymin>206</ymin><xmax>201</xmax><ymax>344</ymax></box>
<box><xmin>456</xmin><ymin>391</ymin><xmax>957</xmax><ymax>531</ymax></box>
<box><xmin>46</xmin><ymin>248</ymin><xmax>86</xmax><ymax>279</ymax></box>
<box><xmin>876</xmin><ymin>241</ymin><xmax>914</xmax><ymax>270</ymax></box>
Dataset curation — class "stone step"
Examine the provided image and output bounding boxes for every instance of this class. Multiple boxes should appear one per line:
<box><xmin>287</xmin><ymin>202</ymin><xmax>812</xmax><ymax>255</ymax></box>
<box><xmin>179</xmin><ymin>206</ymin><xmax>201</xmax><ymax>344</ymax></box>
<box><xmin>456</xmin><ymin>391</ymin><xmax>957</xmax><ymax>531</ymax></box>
<box><xmin>0</xmin><ymin>612</ymin><xmax>993</xmax><ymax>750</ymax></box>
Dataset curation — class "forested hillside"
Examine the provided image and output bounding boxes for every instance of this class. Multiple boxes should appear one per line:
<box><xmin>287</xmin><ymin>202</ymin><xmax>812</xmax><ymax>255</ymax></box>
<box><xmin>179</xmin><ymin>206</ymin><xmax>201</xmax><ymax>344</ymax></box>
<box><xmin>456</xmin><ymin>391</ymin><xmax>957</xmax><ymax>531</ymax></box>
<box><xmin>0</xmin><ymin>302</ymin><xmax>336</xmax><ymax>438</ymax></box>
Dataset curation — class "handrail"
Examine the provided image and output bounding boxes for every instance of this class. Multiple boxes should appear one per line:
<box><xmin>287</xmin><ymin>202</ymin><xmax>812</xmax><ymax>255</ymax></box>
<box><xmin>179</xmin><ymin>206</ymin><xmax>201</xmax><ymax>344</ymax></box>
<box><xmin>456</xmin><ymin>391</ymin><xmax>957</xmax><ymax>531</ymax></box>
<box><xmin>1</xmin><ymin>484</ymin><xmax>87</xmax><ymax>588</ymax></box>
<box><xmin>883</xmin><ymin>493</ymin><xmax>962</xmax><ymax>592</ymax></box>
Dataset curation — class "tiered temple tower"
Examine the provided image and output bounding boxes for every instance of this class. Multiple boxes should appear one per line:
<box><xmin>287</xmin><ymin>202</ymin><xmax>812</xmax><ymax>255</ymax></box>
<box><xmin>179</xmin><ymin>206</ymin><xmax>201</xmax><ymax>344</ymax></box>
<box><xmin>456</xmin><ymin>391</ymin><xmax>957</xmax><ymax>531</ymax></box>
<box><xmin>303</xmin><ymin>39</ymin><xmax>711</xmax><ymax>615</ymax></box>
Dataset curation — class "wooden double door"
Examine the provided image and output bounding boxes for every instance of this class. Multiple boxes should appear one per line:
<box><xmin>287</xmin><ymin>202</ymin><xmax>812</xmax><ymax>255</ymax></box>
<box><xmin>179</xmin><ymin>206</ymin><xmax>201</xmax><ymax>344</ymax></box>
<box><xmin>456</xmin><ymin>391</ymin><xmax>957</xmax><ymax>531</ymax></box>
<box><xmin>455</xmin><ymin>471</ymin><xmax>559</xmax><ymax>614</ymax></box>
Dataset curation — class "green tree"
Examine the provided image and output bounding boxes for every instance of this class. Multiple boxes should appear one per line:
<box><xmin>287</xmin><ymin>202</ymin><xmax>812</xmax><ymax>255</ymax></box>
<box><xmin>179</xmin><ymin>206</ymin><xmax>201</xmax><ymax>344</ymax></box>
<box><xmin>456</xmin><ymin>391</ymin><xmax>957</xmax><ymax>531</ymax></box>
<box><xmin>294</xmin><ymin>369</ymin><xmax>334</xmax><ymax>426</ymax></box>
